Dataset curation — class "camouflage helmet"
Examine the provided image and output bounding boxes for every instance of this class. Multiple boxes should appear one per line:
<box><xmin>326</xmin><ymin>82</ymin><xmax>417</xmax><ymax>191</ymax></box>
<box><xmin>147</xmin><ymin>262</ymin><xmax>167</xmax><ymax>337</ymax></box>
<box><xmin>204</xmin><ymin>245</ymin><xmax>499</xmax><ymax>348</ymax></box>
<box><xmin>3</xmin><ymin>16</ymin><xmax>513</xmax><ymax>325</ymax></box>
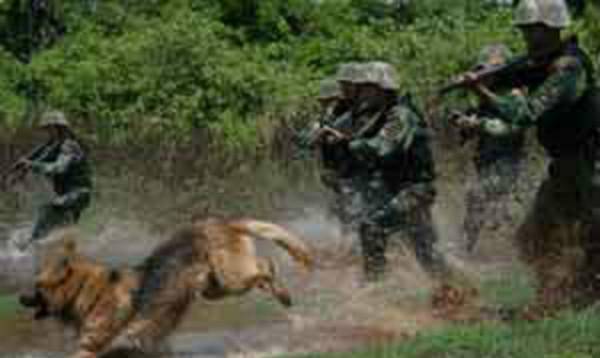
<box><xmin>514</xmin><ymin>0</ymin><xmax>570</xmax><ymax>29</ymax></box>
<box><xmin>473</xmin><ymin>44</ymin><xmax>513</xmax><ymax>70</ymax></box>
<box><xmin>40</xmin><ymin>111</ymin><xmax>70</xmax><ymax>128</ymax></box>
<box><xmin>317</xmin><ymin>79</ymin><xmax>342</xmax><ymax>100</ymax></box>
<box><xmin>356</xmin><ymin>61</ymin><xmax>399</xmax><ymax>91</ymax></box>
<box><xmin>335</xmin><ymin>62</ymin><xmax>364</xmax><ymax>84</ymax></box>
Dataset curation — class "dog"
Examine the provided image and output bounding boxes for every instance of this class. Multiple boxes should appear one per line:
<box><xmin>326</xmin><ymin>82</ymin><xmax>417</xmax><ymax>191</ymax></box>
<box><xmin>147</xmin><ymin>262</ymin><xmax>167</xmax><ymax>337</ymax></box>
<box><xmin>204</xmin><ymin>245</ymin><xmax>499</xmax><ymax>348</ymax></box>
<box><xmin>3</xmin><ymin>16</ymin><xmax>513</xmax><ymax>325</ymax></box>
<box><xmin>20</xmin><ymin>217</ymin><xmax>313</xmax><ymax>358</ymax></box>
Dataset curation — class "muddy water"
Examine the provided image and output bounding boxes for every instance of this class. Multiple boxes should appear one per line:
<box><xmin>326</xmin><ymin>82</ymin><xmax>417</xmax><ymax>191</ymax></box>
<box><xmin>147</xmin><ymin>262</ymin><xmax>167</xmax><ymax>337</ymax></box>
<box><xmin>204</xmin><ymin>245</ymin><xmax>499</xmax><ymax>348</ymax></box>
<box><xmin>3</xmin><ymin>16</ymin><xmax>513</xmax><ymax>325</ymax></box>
<box><xmin>0</xmin><ymin>206</ymin><xmax>434</xmax><ymax>358</ymax></box>
<box><xmin>0</xmin><ymin>142</ymin><xmax>546</xmax><ymax>357</ymax></box>
<box><xmin>0</xmin><ymin>217</ymin><xmax>290</xmax><ymax>357</ymax></box>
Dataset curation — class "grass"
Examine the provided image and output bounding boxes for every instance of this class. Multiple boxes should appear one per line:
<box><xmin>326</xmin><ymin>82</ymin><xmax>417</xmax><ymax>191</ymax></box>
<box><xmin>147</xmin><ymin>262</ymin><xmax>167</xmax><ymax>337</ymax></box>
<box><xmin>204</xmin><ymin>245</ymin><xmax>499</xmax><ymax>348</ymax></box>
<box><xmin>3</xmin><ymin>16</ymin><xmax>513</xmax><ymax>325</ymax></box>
<box><xmin>0</xmin><ymin>294</ymin><xmax>20</xmax><ymax>319</ymax></box>
<box><xmin>478</xmin><ymin>270</ymin><xmax>536</xmax><ymax>310</ymax></box>
<box><xmin>289</xmin><ymin>307</ymin><xmax>600</xmax><ymax>358</ymax></box>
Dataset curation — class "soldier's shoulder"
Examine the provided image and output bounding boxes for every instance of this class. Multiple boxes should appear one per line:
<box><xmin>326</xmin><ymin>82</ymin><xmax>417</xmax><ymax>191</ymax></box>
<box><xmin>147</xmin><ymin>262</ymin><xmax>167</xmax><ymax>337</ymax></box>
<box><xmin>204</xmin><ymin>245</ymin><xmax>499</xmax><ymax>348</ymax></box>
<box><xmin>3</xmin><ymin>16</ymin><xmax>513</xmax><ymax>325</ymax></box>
<box><xmin>389</xmin><ymin>98</ymin><xmax>425</xmax><ymax>130</ymax></box>
<box><xmin>61</xmin><ymin>138</ymin><xmax>85</xmax><ymax>154</ymax></box>
<box><xmin>389</xmin><ymin>101</ymin><xmax>418</xmax><ymax>121</ymax></box>
<box><xmin>550</xmin><ymin>54</ymin><xmax>584</xmax><ymax>74</ymax></box>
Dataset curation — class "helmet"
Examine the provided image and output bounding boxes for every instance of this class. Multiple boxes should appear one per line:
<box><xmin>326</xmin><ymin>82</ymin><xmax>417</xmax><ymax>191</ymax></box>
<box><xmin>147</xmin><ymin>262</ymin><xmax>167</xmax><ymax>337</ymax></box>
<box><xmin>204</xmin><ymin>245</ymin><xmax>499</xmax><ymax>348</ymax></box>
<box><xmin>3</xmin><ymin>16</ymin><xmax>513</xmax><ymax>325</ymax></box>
<box><xmin>335</xmin><ymin>62</ymin><xmax>365</xmax><ymax>84</ymax></box>
<box><xmin>473</xmin><ymin>44</ymin><xmax>513</xmax><ymax>70</ymax></box>
<box><xmin>317</xmin><ymin>79</ymin><xmax>342</xmax><ymax>100</ymax></box>
<box><xmin>356</xmin><ymin>61</ymin><xmax>399</xmax><ymax>91</ymax></box>
<box><xmin>40</xmin><ymin>111</ymin><xmax>70</xmax><ymax>128</ymax></box>
<box><xmin>514</xmin><ymin>0</ymin><xmax>570</xmax><ymax>29</ymax></box>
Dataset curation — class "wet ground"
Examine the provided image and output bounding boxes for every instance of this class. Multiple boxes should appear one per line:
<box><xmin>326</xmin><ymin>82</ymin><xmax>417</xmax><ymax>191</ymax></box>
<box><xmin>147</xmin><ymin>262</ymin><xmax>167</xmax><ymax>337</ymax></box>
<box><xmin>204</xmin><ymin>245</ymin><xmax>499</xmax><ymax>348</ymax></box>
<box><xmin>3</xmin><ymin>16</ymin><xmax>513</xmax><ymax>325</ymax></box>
<box><xmin>0</xmin><ymin>209</ymin><xmax>431</xmax><ymax>358</ymax></box>
<box><xmin>0</xmin><ymin>206</ymin><xmax>528</xmax><ymax>358</ymax></box>
<box><xmin>0</xmin><ymin>142</ymin><xmax>545</xmax><ymax>357</ymax></box>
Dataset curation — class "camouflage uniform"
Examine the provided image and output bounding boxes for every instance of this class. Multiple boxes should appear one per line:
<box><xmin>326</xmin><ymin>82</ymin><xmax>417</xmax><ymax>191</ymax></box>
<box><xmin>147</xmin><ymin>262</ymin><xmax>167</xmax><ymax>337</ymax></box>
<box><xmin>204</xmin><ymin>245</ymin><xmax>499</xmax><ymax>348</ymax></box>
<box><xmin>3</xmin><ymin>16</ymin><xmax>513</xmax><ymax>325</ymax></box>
<box><xmin>297</xmin><ymin>67</ymin><xmax>365</xmax><ymax>233</ymax></box>
<box><xmin>344</xmin><ymin>62</ymin><xmax>446</xmax><ymax>280</ymax></box>
<box><xmin>486</xmin><ymin>0</ymin><xmax>600</xmax><ymax>308</ymax></box>
<box><xmin>462</xmin><ymin>44</ymin><xmax>527</xmax><ymax>252</ymax></box>
<box><xmin>28</xmin><ymin>112</ymin><xmax>92</xmax><ymax>244</ymax></box>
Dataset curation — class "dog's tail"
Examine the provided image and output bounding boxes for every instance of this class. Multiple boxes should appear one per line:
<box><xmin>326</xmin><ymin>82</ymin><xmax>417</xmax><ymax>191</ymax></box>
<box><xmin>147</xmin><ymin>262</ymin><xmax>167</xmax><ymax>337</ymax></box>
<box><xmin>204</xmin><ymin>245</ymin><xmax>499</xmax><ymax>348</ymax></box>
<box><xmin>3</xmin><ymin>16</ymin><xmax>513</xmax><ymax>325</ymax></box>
<box><xmin>230</xmin><ymin>219</ymin><xmax>313</xmax><ymax>271</ymax></box>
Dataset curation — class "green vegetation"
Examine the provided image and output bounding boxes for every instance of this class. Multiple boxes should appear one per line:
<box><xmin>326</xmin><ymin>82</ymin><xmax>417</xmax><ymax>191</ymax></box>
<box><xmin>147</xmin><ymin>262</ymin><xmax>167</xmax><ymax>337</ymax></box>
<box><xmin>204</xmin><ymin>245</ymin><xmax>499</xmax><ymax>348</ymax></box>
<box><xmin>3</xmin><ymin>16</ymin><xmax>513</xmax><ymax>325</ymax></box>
<box><xmin>0</xmin><ymin>1</ymin><xmax>597</xmax><ymax>149</ymax></box>
<box><xmin>479</xmin><ymin>270</ymin><xmax>535</xmax><ymax>310</ymax></box>
<box><xmin>291</xmin><ymin>308</ymin><xmax>600</xmax><ymax>358</ymax></box>
<box><xmin>0</xmin><ymin>294</ymin><xmax>20</xmax><ymax>319</ymax></box>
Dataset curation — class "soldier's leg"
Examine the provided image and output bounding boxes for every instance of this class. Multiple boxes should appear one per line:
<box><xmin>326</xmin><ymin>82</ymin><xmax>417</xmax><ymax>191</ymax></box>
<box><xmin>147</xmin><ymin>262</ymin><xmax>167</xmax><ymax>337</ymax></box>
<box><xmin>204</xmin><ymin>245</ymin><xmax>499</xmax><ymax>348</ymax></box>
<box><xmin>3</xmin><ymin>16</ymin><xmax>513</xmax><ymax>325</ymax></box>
<box><xmin>393</xmin><ymin>183</ymin><xmax>448</xmax><ymax>277</ymax></box>
<box><xmin>578</xmin><ymin>217</ymin><xmax>600</xmax><ymax>306</ymax></box>
<box><xmin>28</xmin><ymin>191</ymin><xmax>90</xmax><ymax>248</ymax></box>
<box><xmin>410</xmin><ymin>205</ymin><xmax>449</xmax><ymax>278</ymax></box>
<box><xmin>465</xmin><ymin>156</ymin><xmax>522</xmax><ymax>252</ymax></box>
<box><xmin>358</xmin><ymin>220</ymin><xmax>388</xmax><ymax>282</ymax></box>
<box><xmin>463</xmin><ymin>183</ymin><xmax>486</xmax><ymax>253</ymax></box>
<box><xmin>30</xmin><ymin>204</ymin><xmax>65</xmax><ymax>242</ymax></box>
<box><xmin>516</xmin><ymin>167</ymin><xmax>582</xmax><ymax>313</ymax></box>
<box><xmin>574</xmin><ymin>136</ymin><xmax>600</xmax><ymax>305</ymax></box>
<box><xmin>488</xmin><ymin>156</ymin><xmax>525</xmax><ymax>229</ymax></box>
<box><xmin>60</xmin><ymin>189</ymin><xmax>91</xmax><ymax>224</ymax></box>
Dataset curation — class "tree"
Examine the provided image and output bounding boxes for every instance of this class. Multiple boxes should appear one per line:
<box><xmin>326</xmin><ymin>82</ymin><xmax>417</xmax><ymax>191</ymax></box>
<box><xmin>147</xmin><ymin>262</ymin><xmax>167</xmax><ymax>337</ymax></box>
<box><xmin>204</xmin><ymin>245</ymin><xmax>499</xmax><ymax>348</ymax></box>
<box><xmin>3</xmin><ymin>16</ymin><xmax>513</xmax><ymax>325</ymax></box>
<box><xmin>0</xmin><ymin>0</ymin><xmax>65</xmax><ymax>62</ymax></box>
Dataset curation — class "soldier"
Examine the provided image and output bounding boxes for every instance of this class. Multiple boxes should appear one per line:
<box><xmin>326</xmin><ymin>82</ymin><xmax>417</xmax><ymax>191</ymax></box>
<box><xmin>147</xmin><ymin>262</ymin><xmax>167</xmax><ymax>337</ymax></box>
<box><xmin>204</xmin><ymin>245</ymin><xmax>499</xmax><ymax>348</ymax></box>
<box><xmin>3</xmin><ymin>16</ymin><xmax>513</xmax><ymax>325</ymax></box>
<box><xmin>296</xmin><ymin>64</ymin><xmax>365</xmax><ymax>235</ymax></box>
<box><xmin>16</xmin><ymin>111</ymin><xmax>92</xmax><ymax>250</ymax></box>
<box><xmin>455</xmin><ymin>44</ymin><xmax>527</xmax><ymax>252</ymax></box>
<box><xmin>343</xmin><ymin>62</ymin><xmax>447</xmax><ymax>281</ymax></box>
<box><xmin>461</xmin><ymin>0</ymin><xmax>600</xmax><ymax>311</ymax></box>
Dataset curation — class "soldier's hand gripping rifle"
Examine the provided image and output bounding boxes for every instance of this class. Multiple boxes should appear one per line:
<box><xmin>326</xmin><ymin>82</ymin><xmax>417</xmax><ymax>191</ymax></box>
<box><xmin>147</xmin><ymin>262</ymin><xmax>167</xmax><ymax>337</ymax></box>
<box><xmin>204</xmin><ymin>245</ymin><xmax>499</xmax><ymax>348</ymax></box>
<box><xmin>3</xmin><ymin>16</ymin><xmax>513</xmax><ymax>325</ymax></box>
<box><xmin>304</xmin><ymin>123</ymin><xmax>348</xmax><ymax>147</ymax></box>
<box><xmin>1</xmin><ymin>141</ymin><xmax>50</xmax><ymax>190</ymax></box>
<box><xmin>2</xmin><ymin>159</ymin><xmax>32</xmax><ymax>190</ymax></box>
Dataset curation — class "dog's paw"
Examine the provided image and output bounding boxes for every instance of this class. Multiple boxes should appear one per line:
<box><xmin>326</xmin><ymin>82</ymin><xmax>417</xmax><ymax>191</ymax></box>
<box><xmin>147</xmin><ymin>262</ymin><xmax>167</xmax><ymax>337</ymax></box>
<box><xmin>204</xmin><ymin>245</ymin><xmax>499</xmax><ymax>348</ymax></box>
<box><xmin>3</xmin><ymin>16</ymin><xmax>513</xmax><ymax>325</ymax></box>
<box><xmin>278</xmin><ymin>292</ymin><xmax>293</xmax><ymax>307</ymax></box>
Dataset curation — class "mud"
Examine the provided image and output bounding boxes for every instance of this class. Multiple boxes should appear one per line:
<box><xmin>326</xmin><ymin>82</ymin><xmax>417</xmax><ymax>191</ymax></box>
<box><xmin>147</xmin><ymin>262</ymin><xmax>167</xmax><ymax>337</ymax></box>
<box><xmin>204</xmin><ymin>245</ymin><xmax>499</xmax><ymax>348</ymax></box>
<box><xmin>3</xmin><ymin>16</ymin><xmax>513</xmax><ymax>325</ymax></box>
<box><xmin>0</xmin><ymin>140</ymin><xmax>549</xmax><ymax>357</ymax></box>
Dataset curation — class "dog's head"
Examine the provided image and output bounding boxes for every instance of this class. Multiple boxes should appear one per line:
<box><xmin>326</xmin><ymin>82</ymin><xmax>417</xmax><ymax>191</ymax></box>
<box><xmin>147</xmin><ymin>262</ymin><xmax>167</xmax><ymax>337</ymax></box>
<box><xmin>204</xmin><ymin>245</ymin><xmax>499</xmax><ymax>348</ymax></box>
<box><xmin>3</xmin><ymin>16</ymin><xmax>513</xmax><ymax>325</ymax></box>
<box><xmin>19</xmin><ymin>238</ymin><xmax>80</xmax><ymax>320</ymax></box>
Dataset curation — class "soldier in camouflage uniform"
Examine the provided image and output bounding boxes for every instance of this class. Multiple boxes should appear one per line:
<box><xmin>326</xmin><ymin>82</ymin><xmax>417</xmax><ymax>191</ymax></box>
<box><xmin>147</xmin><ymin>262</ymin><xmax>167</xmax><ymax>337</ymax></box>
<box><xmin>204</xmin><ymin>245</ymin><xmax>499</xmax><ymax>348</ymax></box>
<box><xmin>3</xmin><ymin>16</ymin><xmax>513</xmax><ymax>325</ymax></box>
<box><xmin>17</xmin><ymin>111</ymin><xmax>92</xmax><ymax>250</ymax></box>
<box><xmin>460</xmin><ymin>0</ymin><xmax>600</xmax><ymax>310</ymax></box>
<box><xmin>342</xmin><ymin>62</ymin><xmax>447</xmax><ymax>281</ymax></box>
<box><xmin>297</xmin><ymin>64</ymin><xmax>365</xmax><ymax>234</ymax></box>
<box><xmin>457</xmin><ymin>44</ymin><xmax>527</xmax><ymax>252</ymax></box>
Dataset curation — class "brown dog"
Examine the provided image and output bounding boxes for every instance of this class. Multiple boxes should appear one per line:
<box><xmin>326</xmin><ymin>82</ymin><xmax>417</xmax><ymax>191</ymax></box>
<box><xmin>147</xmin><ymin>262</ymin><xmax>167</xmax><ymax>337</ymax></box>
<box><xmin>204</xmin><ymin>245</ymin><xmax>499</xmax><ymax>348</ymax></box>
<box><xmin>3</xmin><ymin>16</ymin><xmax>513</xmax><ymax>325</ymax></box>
<box><xmin>20</xmin><ymin>217</ymin><xmax>312</xmax><ymax>358</ymax></box>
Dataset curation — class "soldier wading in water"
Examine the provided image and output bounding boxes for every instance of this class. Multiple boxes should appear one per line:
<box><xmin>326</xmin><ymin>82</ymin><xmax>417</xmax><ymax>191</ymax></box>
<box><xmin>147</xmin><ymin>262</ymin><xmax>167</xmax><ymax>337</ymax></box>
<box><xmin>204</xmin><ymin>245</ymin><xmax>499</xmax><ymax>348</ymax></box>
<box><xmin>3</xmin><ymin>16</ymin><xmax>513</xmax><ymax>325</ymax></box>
<box><xmin>454</xmin><ymin>44</ymin><xmax>527</xmax><ymax>253</ymax></box>
<box><xmin>458</xmin><ymin>0</ymin><xmax>600</xmax><ymax>313</ymax></box>
<box><xmin>331</xmin><ymin>62</ymin><xmax>449</xmax><ymax>281</ymax></box>
<box><xmin>13</xmin><ymin>111</ymin><xmax>92</xmax><ymax>251</ymax></box>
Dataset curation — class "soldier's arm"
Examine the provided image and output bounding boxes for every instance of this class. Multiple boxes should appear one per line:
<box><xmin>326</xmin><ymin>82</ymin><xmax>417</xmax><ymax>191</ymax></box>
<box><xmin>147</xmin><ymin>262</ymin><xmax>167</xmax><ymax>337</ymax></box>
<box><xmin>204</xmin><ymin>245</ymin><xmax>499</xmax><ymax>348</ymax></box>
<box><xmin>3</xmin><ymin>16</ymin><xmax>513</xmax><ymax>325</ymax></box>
<box><xmin>489</xmin><ymin>56</ymin><xmax>587</xmax><ymax>128</ymax></box>
<box><xmin>475</xmin><ymin>92</ymin><xmax>525</xmax><ymax>137</ymax></box>
<box><xmin>479</xmin><ymin>116</ymin><xmax>522</xmax><ymax>137</ymax></box>
<box><xmin>349</xmin><ymin>105</ymin><xmax>418</xmax><ymax>163</ymax></box>
<box><xmin>31</xmin><ymin>139</ymin><xmax>84</xmax><ymax>175</ymax></box>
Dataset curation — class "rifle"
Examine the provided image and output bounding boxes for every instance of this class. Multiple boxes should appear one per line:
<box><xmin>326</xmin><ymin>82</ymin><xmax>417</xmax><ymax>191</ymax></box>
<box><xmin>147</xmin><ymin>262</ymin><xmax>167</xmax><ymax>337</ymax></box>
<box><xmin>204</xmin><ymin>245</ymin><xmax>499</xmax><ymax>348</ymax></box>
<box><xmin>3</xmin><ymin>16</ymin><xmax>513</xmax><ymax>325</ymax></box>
<box><xmin>439</xmin><ymin>37</ymin><xmax>580</xmax><ymax>97</ymax></box>
<box><xmin>1</xmin><ymin>141</ymin><xmax>51</xmax><ymax>189</ymax></box>
<box><xmin>437</xmin><ymin>54</ymin><xmax>532</xmax><ymax>96</ymax></box>
<box><xmin>310</xmin><ymin>96</ymin><xmax>406</xmax><ymax>146</ymax></box>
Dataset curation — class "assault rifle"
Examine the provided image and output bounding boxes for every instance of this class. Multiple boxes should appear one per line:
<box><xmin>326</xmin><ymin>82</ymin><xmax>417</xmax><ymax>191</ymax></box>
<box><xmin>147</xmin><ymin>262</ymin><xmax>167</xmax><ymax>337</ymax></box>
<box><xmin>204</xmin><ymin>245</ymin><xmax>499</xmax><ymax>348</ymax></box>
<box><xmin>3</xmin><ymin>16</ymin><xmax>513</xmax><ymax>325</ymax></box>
<box><xmin>305</xmin><ymin>95</ymin><xmax>415</xmax><ymax>147</ymax></box>
<box><xmin>437</xmin><ymin>36</ymin><xmax>577</xmax><ymax>97</ymax></box>
<box><xmin>1</xmin><ymin>141</ymin><xmax>51</xmax><ymax>190</ymax></box>
<box><xmin>304</xmin><ymin>122</ymin><xmax>350</xmax><ymax>147</ymax></box>
<box><xmin>437</xmin><ymin>55</ymin><xmax>532</xmax><ymax>96</ymax></box>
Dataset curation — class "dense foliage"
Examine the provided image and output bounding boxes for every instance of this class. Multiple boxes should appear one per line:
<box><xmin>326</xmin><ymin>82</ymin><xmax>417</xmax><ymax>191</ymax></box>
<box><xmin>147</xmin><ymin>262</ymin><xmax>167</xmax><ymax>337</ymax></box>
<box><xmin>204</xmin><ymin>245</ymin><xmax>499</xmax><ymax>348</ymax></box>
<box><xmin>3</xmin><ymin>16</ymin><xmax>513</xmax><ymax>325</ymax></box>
<box><xmin>0</xmin><ymin>0</ymin><xmax>597</xmax><ymax>146</ymax></box>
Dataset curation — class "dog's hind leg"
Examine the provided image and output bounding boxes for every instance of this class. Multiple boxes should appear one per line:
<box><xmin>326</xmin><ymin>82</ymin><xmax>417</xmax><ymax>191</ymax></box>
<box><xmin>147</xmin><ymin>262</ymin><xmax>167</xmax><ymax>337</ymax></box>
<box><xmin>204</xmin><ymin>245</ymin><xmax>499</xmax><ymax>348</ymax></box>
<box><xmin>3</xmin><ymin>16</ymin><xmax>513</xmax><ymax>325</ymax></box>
<box><xmin>125</xmin><ymin>267</ymin><xmax>211</xmax><ymax>351</ymax></box>
<box><xmin>256</xmin><ymin>258</ymin><xmax>292</xmax><ymax>307</ymax></box>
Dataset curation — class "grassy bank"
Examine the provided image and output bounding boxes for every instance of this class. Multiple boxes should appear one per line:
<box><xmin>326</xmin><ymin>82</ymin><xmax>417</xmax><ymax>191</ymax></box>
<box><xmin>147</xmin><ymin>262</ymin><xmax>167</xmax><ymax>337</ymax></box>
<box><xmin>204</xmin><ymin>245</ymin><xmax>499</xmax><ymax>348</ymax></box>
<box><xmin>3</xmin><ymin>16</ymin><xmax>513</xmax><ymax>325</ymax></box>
<box><xmin>292</xmin><ymin>307</ymin><xmax>600</xmax><ymax>358</ymax></box>
<box><xmin>0</xmin><ymin>294</ymin><xmax>20</xmax><ymax>319</ymax></box>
